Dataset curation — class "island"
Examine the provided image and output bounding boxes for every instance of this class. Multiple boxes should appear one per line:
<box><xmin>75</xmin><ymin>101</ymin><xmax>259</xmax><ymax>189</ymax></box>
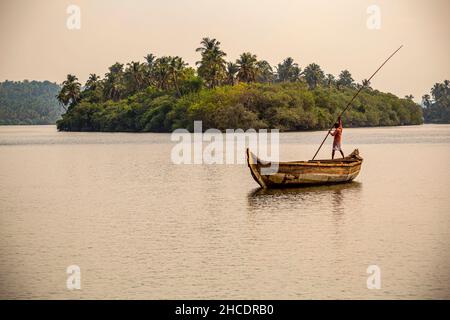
<box><xmin>55</xmin><ymin>37</ymin><xmax>426</xmax><ymax>132</ymax></box>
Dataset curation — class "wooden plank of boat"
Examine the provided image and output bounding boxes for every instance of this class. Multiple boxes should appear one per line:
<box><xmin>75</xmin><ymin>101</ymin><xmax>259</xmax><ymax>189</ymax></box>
<box><xmin>246</xmin><ymin>148</ymin><xmax>363</xmax><ymax>188</ymax></box>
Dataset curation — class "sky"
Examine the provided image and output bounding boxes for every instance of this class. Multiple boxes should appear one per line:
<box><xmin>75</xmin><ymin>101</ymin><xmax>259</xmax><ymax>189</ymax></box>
<box><xmin>0</xmin><ymin>0</ymin><xmax>449</xmax><ymax>101</ymax></box>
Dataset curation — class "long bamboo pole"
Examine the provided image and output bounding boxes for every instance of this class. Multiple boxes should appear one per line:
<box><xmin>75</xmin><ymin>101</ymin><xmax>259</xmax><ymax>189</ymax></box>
<box><xmin>311</xmin><ymin>45</ymin><xmax>403</xmax><ymax>160</ymax></box>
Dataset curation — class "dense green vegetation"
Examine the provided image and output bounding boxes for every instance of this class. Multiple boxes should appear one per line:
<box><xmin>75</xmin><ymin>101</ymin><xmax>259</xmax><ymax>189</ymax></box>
<box><xmin>56</xmin><ymin>37</ymin><xmax>423</xmax><ymax>132</ymax></box>
<box><xmin>422</xmin><ymin>80</ymin><xmax>450</xmax><ymax>123</ymax></box>
<box><xmin>0</xmin><ymin>80</ymin><xmax>62</xmax><ymax>125</ymax></box>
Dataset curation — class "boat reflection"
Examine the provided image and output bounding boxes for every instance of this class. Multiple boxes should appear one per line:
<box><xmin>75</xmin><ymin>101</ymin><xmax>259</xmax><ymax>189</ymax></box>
<box><xmin>247</xmin><ymin>181</ymin><xmax>362</xmax><ymax>215</ymax></box>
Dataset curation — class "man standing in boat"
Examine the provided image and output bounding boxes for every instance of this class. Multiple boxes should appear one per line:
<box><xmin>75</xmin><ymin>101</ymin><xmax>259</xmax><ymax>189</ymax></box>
<box><xmin>330</xmin><ymin>116</ymin><xmax>344</xmax><ymax>159</ymax></box>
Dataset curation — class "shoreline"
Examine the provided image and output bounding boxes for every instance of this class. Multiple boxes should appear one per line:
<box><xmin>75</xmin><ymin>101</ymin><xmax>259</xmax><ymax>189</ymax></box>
<box><xmin>2</xmin><ymin>122</ymin><xmax>449</xmax><ymax>133</ymax></box>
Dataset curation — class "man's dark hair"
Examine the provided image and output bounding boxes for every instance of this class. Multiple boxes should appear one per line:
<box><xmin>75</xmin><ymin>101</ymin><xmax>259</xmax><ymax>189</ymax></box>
<box><xmin>334</xmin><ymin>123</ymin><xmax>339</xmax><ymax>128</ymax></box>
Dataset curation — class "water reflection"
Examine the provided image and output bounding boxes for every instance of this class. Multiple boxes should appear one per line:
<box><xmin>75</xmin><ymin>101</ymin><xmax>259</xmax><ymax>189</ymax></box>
<box><xmin>247</xmin><ymin>182</ymin><xmax>362</xmax><ymax>215</ymax></box>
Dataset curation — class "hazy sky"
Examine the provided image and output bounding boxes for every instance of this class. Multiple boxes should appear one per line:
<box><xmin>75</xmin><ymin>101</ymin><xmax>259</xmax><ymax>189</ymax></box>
<box><xmin>0</xmin><ymin>0</ymin><xmax>449</xmax><ymax>101</ymax></box>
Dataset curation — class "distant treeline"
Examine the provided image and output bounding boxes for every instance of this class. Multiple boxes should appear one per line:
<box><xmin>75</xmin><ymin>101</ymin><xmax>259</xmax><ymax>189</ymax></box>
<box><xmin>56</xmin><ymin>37</ymin><xmax>423</xmax><ymax>132</ymax></box>
<box><xmin>0</xmin><ymin>80</ymin><xmax>62</xmax><ymax>125</ymax></box>
<box><xmin>422</xmin><ymin>80</ymin><xmax>450</xmax><ymax>123</ymax></box>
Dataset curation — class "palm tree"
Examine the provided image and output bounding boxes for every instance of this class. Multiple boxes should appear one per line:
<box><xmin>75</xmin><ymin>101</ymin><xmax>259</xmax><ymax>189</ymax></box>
<box><xmin>422</xmin><ymin>94</ymin><xmax>431</xmax><ymax>107</ymax></box>
<box><xmin>153</xmin><ymin>56</ymin><xmax>172</xmax><ymax>91</ymax></box>
<box><xmin>168</xmin><ymin>56</ymin><xmax>188</xmax><ymax>96</ymax></box>
<box><xmin>443</xmin><ymin>80</ymin><xmax>450</xmax><ymax>100</ymax></box>
<box><xmin>103</xmin><ymin>62</ymin><xmax>125</xmax><ymax>101</ymax></box>
<box><xmin>196</xmin><ymin>37</ymin><xmax>219</xmax><ymax>55</ymax></box>
<box><xmin>405</xmin><ymin>94</ymin><xmax>414</xmax><ymax>101</ymax></box>
<box><xmin>303</xmin><ymin>63</ymin><xmax>325</xmax><ymax>89</ymax></box>
<box><xmin>325</xmin><ymin>73</ymin><xmax>335</xmax><ymax>87</ymax></box>
<box><xmin>85</xmin><ymin>74</ymin><xmax>100</xmax><ymax>91</ymax></box>
<box><xmin>276</xmin><ymin>57</ymin><xmax>301</xmax><ymax>82</ymax></box>
<box><xmin>256</xmin><ymin>60</ymin><xmax>274</xmax><ymax>83</ymax></box>
<box><xmin>144</xmin><ymin>54</ymin><xmax>156</xmax><ymax>67</ymax></box>
<box><xmin>144</xmin><ymin>53</ymin><xmax>157</xmax><ymax>86</ymax></box>
<box><xmin>225</xmin><ymin>62</ymin><xmax>239</xmax><ymax>85</ymax></box>
<box><xmin>337</xmin><ymin>70</ymin><xmax>354</xmax><ymax>88</ymax></box>
<box><xmin>431</xmin><ymin>83</ymin><xmax>445</xmax><ymax>101</ymax></box>
<box><xmin>125</xmin><ymin>61</ymin><xmax>146</xmax><ymax>93</ymax></box>
<box><xmin>236</xmin><ymin>52</ymin><xmax>258</xmax><ymax>83</ymax></box>
<box><xmin>57</xmin><ymin>74</ymin><xmax>81</xmax><ymax>110</ymax></box>
<box><xmin>82</xmin><ymin>73</ymin><xmax>103</xmax><ymax>103</ymax></box>
<box><xmin>196</xmin><ymin>37</ymin><xmax>227</xmax><ymax>88</ymax></box>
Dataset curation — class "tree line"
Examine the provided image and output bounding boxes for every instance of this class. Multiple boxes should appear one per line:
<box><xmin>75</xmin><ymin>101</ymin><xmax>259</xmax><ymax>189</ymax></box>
<box><xmin>56</xmin><ymin>37</ymin><xmax>424</xmax><ymax>131</ymax></box>
<box><xmin>422</xmin><ymin>80</ymin><xmax>450</xmax><ymax>123</ymax></box>
<box><xmin>0</xmin><ymin>80</ymin><xmax>62</xmax><ymax>125</ymax></box>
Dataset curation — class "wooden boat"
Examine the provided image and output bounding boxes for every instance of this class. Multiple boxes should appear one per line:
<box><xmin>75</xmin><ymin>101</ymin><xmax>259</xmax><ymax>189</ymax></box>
<box><xmin>246</xmin><ymin>148</ymin><xmax>363</xmax><ymax>188</ymax></box>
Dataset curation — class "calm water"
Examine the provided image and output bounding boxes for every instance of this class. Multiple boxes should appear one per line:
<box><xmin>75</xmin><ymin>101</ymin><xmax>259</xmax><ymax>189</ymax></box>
<box><xmin>0</xmin><ymin>125</ymin><xmax>449</xmax><ymax>299</ymax></box>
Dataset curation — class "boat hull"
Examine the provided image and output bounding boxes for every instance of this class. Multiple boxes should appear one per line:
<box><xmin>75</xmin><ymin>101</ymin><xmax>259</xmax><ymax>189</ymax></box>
<box><xmin>246</xmin><ymin>148</ymin><xmax>363</xmax><ymax>188</ymax></box>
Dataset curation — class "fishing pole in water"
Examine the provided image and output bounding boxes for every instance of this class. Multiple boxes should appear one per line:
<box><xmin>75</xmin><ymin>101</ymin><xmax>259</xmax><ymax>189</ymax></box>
<box><xmin>311</xmin><ymin>45</ymin><xmax>404</xmax><ymax>161</ymax></box>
